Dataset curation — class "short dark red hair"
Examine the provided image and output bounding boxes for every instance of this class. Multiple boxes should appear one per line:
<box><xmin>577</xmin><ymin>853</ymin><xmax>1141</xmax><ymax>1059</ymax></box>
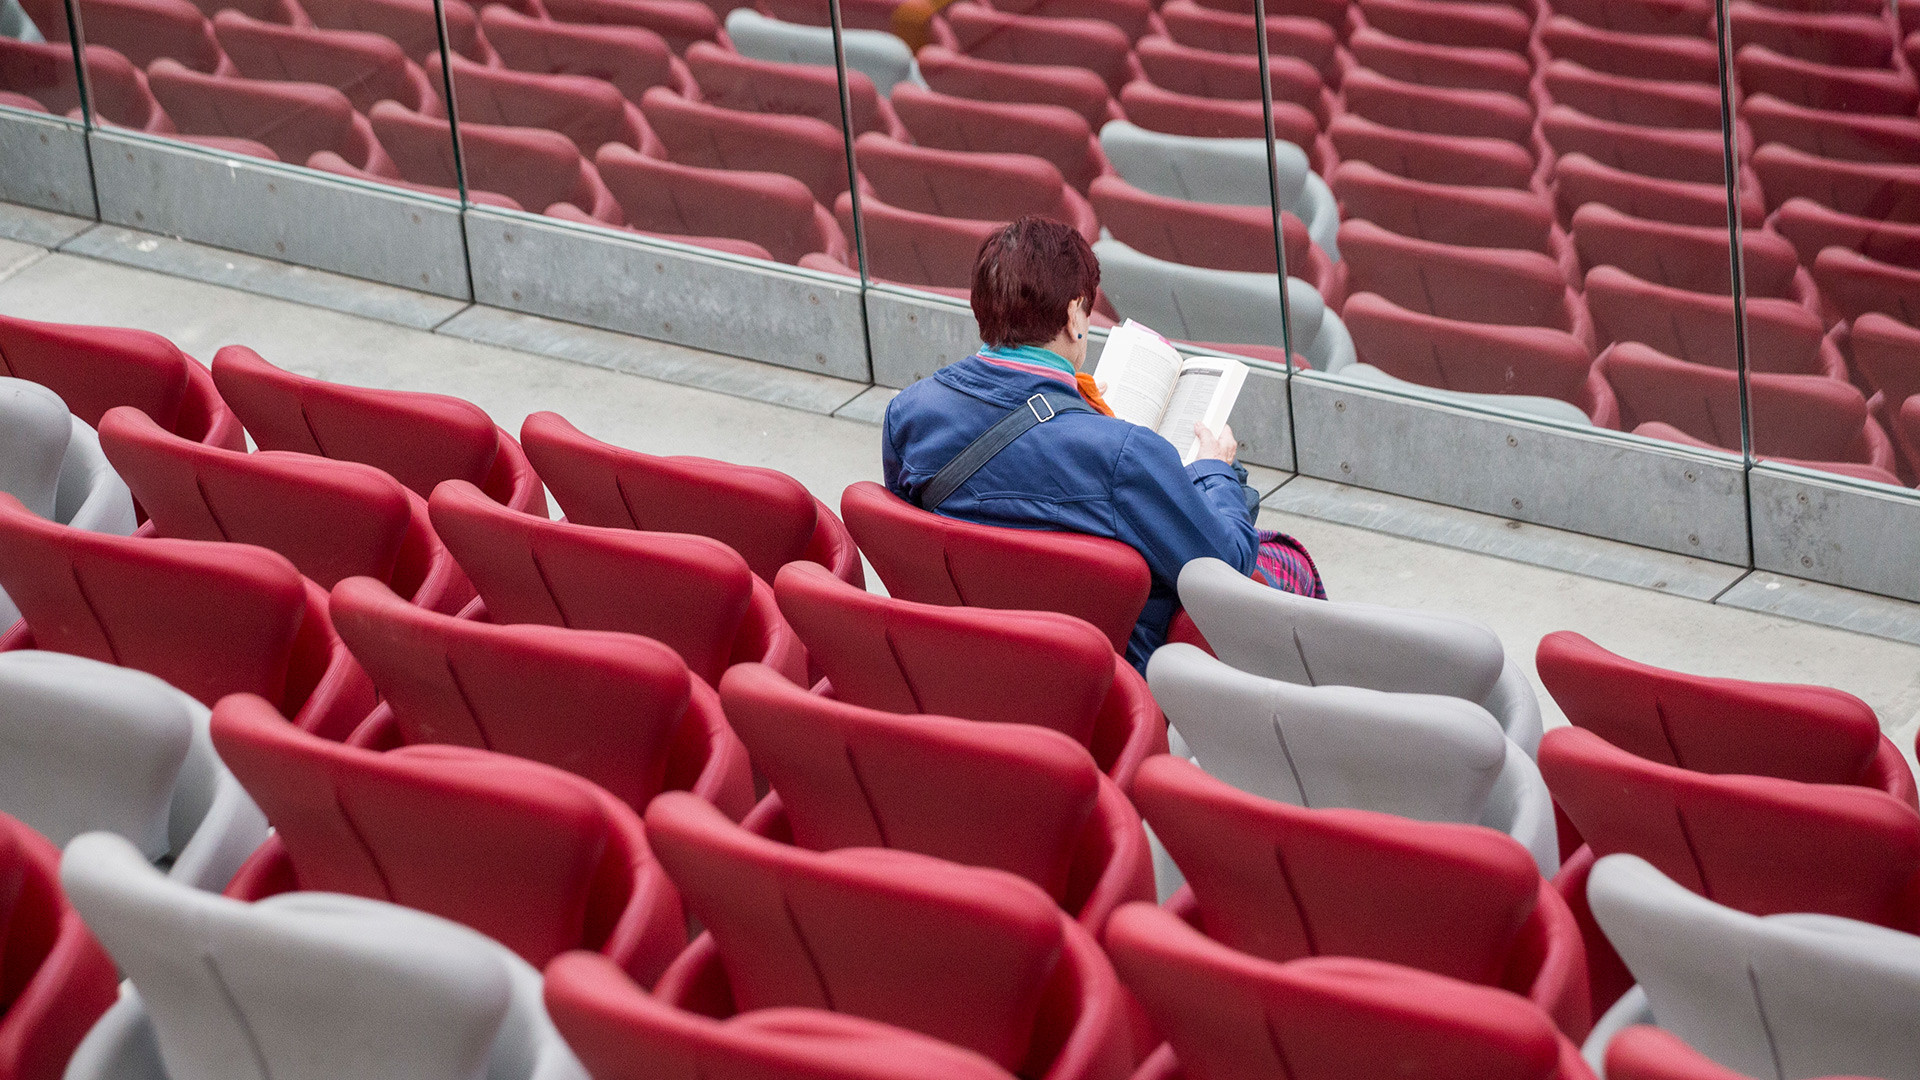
<box><xmin>971</xmin><ymin>216</ymin><xmax>1101</xmax><ymax>348</ymax></box>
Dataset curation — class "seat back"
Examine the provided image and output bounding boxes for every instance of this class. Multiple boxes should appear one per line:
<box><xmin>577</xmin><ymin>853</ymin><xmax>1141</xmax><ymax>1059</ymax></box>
<box><xmin>1542</xmin><ymin>106</ymin><xmax>1733</xmax><ymax>187</ymax></box>
<box><xmin>486</xmin><ymin>5</ymin><xmax>676</xmax><ymax>104</ymax></box>
<box><xmin>595</xmin><ymin>144</ymin><xmax>840</xmax><ymax>265</ymax></box>
<box><xmin>1851</xmin><ymin>312</ymin><xmax>1920</xmax><ymax>410</ymax></box>
<box><xmin>1104</xmin><ymin>904</ymin><xmax>1568</xmax><ymax>1080</ymax></box>
<box><xmin>1540</xmin><ymin>15</ymin><xmax>1720</xmax><ymax>81</ymax></box>
<box><xmin>520</xmin><ymin>410</ymin><xmax>819</xmax><ymax>584</ymax></box>
<box><xmin>946</xmin><ymin>2</ymin><xmax>1133</xmax><ymax>91</ymax></box>
<box><xmin>433</xmin><ymin>52</ymin><xmax>647</xmax><ymax>158</ymax></box>
<box><xmin>73</xmin><ymin>0</ymin><xmax>223</xmax><ymax>72</ymax></box>
<box><xmin>1553</xmin><ymin>152</ymin><xmax>1741</xmax><ymax>228</ymax></box>
<box><xmin>1751</xmin><ymin>142</ymin><xmax>1920</xmax><ymax>223</ymax></box>
<box><xmin>1727</xmin><ymin>1</ymin><xmax>1894</xmax><ymax>68</ymax></box>
<box><xmin>1535</xmin><ymin>630</ymin><xmax>1884</xmax><ymax>785</ymax></box>
<box><xmin>372</xmin><ymin>100</ymin><xmax>600</xmax><ymax>215</ymax></box>
<box><xmin>0</xmin><ymin>651</ymin><xmax>199</xmax><ymax>859</ymax></box>
<box><xmin>1571</xmin><ymin>204</ymin><xmax>1800</xmax><ymax>298</ymax></box>
<box><xmin>429</xmin><ymin>480</ymin><xmax>752</xmax><ymax>684</ymax></box>
<box><xmin>1117</xmin><ymin>80</ymin><xmax>1274</xmax><ymax>140</ymax></box>
<box><xmin>854</xmin><ymin>134</ymin><xmax>1073</xmax><ymax>225</ymax></box>
<box><xmin>1773</xmin><ymin>200</ymin><xmax>1920</xmax><ymax>273</ymax></box>
<box><xmin>211</xmin><ymin>692</ymin><xmax>638</xmax><ymax>968</ymax></box>
<box><xmin>773</xmin><ymin>561</ymin><xmax>1114</xmax><ymax>748</ymax></box>
<box><xmin>546</xmin><ymin>952</ymin><xmax>1018</xmax><ymax>1080</ymax></box>
<box><xmin>0</xmin><ymin>377</ymin><xmax>73</xmax><ymax>521</ymax></box>
<box><xmin>1329</xmin><ymin>160</ymin><xmax>1555</xmax><ymax>254</ymax></box>
<box><xmin>302</xmin><ymin>0</ymin><xmax>482</xmax><ymax>59</ymax></box>
<box><xmin>0</xmin><ymin>496</ymin><xmax>309</xmax><ymax>709</ymax></box>
<box><xmin>1586</xmin><ymin>265</ymin><xmax>1824</xmax><ymax>372</ymax></box>
<box><xmin>330</xmin><ymin>575</ymin><xmax>693</xmax><ymax>813</ymax></box>
<box><xmin>1735</xmin><ymin>41</ymin><xmax>1918</xmax><ymax>115</ymax></box>
<box><xmin>1147</xmin><ymin>643</ymin><xmax>1509</xmax><ymax>821</ymax></box>
<box><xmin>1338</xmin><ymin>219</ymin><xmax>1571</xmax><ymax>330</ymax></box>
<box><xmin>890</xmin><ymin>84</ymin><xmax>1104</xmax><ymax>191</ymax></box>
<box><xmin>99</xmin><ymin>405</ymin><xmax>418</xmax><ymax>590</ymax></box>
<box><xmin>917</xmin><ymin>44</ymin><xmax>1114</xmax><ymax>129</ymax></box>
<box><xmin>1341</xmin><ymin>65</ymin><xmax>1534</xmax><ymax>143</ymax></box>
<box><xmin>146</xmin><ymin>60</ymin><xmax>372</xmax><ymax>167</ymax></box>
<box><xmin>719</xmin><ymin>662</ymin><xmax>1100</xmax><ymax>902</ymax></box>
<box><xmin>1550</xmin><ymin>0</ymin><xmax>1711</xmax><ymax>37</ymax></box>
<box><xmin>1540</xmin><ymin>58</ymin><xmax>1723</xmax><ymax>128</ymax></box>
<box><xmin>1353</xmin><ymin>0</ymin><xmax>1532</xmax><ymax>51</ymax></box>
<box><xmin>1588</xmin><ymin>854</ymin><xmax>1920</xmax><ymax>1080</ymax></box>
<box><xmin>688</xmin><ymin>41</ymin><xmax>888</xmax><ymax>135</ymax></box>
<box><xmin>838</xmin><ymin>481</ymin><xmax>1150</xmax><ymax>652</ymax></box>
<box><xmin>1159</xmin><ymin>0</ymin><xmax>1338</xmax><ymax>74</ymax></box>
<box><xmin>1177</xmin><ymin>556</ymin><xmax>1506</xmax><ymax>702</ymax></box>
<box><xmin>1090</xmin><ymin>174</ymin><xmax>1308</xmax><ymax>275</ymax></box>
<box><xmin>1346</xmin><ymin>25</ymin><xmax>1532</xmax><ymax>95</ymax></box>
<box><xmin>641</xmin><ymin>85</ymin><xmax>850</xmax><ymax>204</ymax></box>
<box><xmin>834</xmin><ymin>192</ymin><xmax>1001</xmax><ymax>290</ymax></box>
<box><xmin>1599</xmin><ymin>343</ymin><xmax>1873</xmax><ymax>461</ymax></box>
<box><xmin>722</xmin><ymin>8</ymin><xmax>916</xmax><ymax>95</ymax></box>
<box><xmin>1814</xmin><ymin>247</ymin><xmax>1920</xmax><ymax>325</ymax></box>
<box><xmin>61</xmin><ymin>831</ymin><xmax>522</xmax><ymax>1080</ymax></box>
<box><xmin>0</xmin><ymin>314</ymin><xmax>238</xmax><ymax>448</ymax></box>
<box><xmin>645</xmin><ymin>792</ymin><xmax>1064</xmax><ymax>1071</ymax></box>
<box><xmin>1132</xmin><ymin>754</ymin><xmax>1540</xmax><ymax>983</ymax></box>
<box><xmin>1541</xmin><ymin>727</ymin><xmax>1920</xmax><ymax>927</ymax></box>
<box><xmin>214</xmin><ymin>10</ymin><xmax>435</xmax><ymax>113</ymax></box>
<box><xmin>1098</xmin><ymin>120</ymin><xmax>1278</xmax><ymax>207</ymax></box>
<box><xmin>1342</xmin><ymin>293</ymin><xmax>1598</xmax><ymax>405</ymax></box>
<box><xmin>1091</xmin><ymin>238</ymin><xmax>1291</xmax><ymax>350</ymax></box>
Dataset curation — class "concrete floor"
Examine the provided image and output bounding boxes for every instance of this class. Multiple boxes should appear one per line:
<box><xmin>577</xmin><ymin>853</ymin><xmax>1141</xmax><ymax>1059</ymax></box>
<box><xmin>3</xmin><ymin>221</ymin><xmax>1917</xmax><ymax>762</ymax></box>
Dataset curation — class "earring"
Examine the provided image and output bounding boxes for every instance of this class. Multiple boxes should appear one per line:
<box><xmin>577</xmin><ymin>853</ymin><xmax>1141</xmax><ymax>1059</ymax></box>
<box><xmin>1076</xmin><ymin>331</ymin><xmax>1085</xmax><ymax>340</ymax></box>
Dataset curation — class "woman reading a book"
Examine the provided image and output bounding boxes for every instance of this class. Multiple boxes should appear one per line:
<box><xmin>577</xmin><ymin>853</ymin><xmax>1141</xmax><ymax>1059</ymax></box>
<box><xmin>881</xmin><ymin>216</ymin><xmax>1323</xmax><ymax>671</ymax></box>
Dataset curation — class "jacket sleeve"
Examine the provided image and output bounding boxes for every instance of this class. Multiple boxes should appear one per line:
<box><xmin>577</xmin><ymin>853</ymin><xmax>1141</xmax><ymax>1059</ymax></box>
<box><xmin>1110</xmin><ymin>427</ymin><xmax>1260</xmax><ymax>584</ymax></box>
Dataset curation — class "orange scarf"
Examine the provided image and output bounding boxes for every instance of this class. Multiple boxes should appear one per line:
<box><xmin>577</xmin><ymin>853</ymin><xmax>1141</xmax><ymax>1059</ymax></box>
<box><xmin>1075</xmin><ymin>372</ymin><xmax>1116</xmax><ymax>417</ymax></box>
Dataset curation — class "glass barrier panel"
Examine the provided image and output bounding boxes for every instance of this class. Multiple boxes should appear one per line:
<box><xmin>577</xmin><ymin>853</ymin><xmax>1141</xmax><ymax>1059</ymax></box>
<box><xmin>1725</xmin><ymin>0</ymin><xmax>1920</xmax><ymax>494</ymax></box>
<box><xmin>2</xmin><ymin>0</ymin><xmax>85</xmax><ymax>120</ymax></box>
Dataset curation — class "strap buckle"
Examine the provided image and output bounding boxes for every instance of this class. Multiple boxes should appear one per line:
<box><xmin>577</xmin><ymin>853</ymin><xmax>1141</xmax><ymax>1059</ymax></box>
<box><xmin>1026</xmin><ymin>394</ymin><xmax>1057</xmax><ymax>423</ymax></box>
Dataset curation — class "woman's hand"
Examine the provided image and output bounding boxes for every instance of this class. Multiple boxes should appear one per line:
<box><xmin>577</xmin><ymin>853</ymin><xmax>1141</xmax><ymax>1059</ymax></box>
<box><xmin>1193</xmin><ymin>422</ymin><xmax>1238</xmax><ymax>464</ymax></box>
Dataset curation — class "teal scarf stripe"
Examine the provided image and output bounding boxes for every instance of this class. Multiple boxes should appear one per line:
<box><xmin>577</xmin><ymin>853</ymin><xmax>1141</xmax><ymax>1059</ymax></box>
<box><xmin>978</xmin><ymin>343</ymin><xmax>1078</xmax><ymax>377</ymax></box>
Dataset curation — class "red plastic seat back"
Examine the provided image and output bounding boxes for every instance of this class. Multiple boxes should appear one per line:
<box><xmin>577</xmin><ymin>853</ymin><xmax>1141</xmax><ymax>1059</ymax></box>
<box><xmin>1600</xmin><ymin>343</ymin><xmax>1872</xmax><ymax>461</ymax></box>
<box><xmin>1553</xmin><ymin>152</ymin><xmax>1749</xmax><ymax>228</ymax></box>
<box><xmin>890</xmin><ymin>85</ymin><xmax>1105</xmax><ymax>192</ymax></box>
<box><xmin>1585</xmin><ymin>266</ymin><xmax>1824</xmax><ymax>373</ymax></box>
<box><xmin>1104</xmin><ymin>905</ymin><xmax>1567</xmax><ymax>1080</ymax></box>
<box><xmin>1133</xmin><ymin>35</ymin><xmax>1264</xmax><ymax>99</ymax></box>
<box><xmin>1750</xmin><ymin>142</ymin><xmax>1920</xmax><ymax>223</ymax></box>
<box><xmin>486</xmin><ymin>6</ymin><xmax>677</xmax><ymax>104</ymax></box>
<box><xmin>946</xmin><ymin>2</ymin><xmax>1134</xmax><ymax>91</ymax></box>
<box><xmin>916</xmin><ymin>44</ymin><xmax>1114</xmax><ymax>129</ymax></box>
<box><xmin>834</xmin><ymin>193</ymin><xmax>1000</xmax><ymax>291</ymax></box>
<box><xmin>1772</xmin><ymin>198</ymin><xmax>1920</xmax><ymax>272</ymax></box>
<box><xmin>303</xmin><ymin>0</ymin><xmax>482</xmax><ymax>59</ymax></box>
<box><xmin>1535</xmin><ymin>630</ymin><xmax>1884</xmax><ymax>786</ymax></box>
<box><xmin>1346</xmin><ymin>26</ymin><xmax>1532</xmax><ymax>95</ymax></box>
<box><xmin>214</xmin><ymin>11</ymin><xmax>433</xmax><ymax>113</ymax></box>
<box><xmin>538</xmin><ymin>0</ymin><xmax>718</xmax><ymax>52</ymax></box>
<box><xmin>595</xmin><ymin>145</ymin><xmax>840</xmax><ymax>265</ymax></box>
<box><xmin>1814</xmin><ymin>248</ymin><xmax>1920</xmax><ymax>325</ymax></box>
<box><xmin>853</xmin><ymin>134</ymin><xmax>1075</xmax><ymax>226</ymax></box>
<box><xmin>146</xmin><ymin>60</ymin><xmax>370</xmax><ymax>166</ymax></box>
<box><xmin>1743</xmin><ymin>93</ymin><xmax>1920</xmax><ymax>167</ymax></box>
<box><xmin>212</xmin><ymin>693</ymin><xmax>635</xmax><ymax>967</ymax></box>
<box><xmin>330</xmin><ymin>575</ymin><xmax>693</xmax><ymax>811</ymax></box>
<box><xmin>1727</xmin><ymin>1</ymin><xmax>1894</xmax><ymax>68</ymax></box>
<box><xmin>1603</xmin><ymin>1024</ymin><xmax>1883</xmax><ymax>1080</ymax></box>
<box><xmin>1328</xmin><ymin>114</ymin><xmax>1536</xmax><ymax>190</ymax></box>
<box><xmin>1339</xmin><ymin>219</ymin><xmax>1572</xmax><ymax>330</ymax></box>
<box><xmin>1118</xmin><ymin>80</ymin><xmax>1281</xmax><ymax>141</ymax></box>
<box><xmin>1541</xmin><ymin>105</ymin><xmax>1728</xmax><ymax>186</ymax></box>
<box><xmin>839</xmin><ymin>480</ymin><xmax>1149</xmax><ymax>651</ymax></box>
<box><xmin>1851</xmin><ymin>313</ymin><xmax>1920</xmax><ymax>410</ymax></box>
<box><xmin>372</xmin><ymin>101</ymin><xmax>597</xmax><ymax>214</ymax></box>
<box><xmin>0</xmin><ymin>314</ymin><xmax>195</xmax><ymax>437</ymax></box>
<box><xmin>1539</xmin><ymin>726</ymin><xmax>1920</xmax><ymax>927</ymax></box>
<box><xmin>1090</xmin><ymin>175</ymin><xmax>1309</xmax><ymax>275</ymax></box>
<box><xmin>211</xmin><ymin>345</ymin><xmax>500</xmax><ymax>500</ymax></box>
<box><xmin>719</xmin><ymin>662</ymin><xmax>1100</xmax><ymax>902</ymax></box>
<box><xmin>521</xmin><ymin>410</ymin><xmax>820</xmax><ymax>584</ymax></box>
<box><xmin>1540</xmin><ymin>16</ymin><xmax>1720</xmax><ymax>82</ymax></box>
<box><xmin>1354</xmin><ymin>0</ymin><xmax>1532</xmax><ymax>52</ymax></box>
<box><xmin>1541</xmin><ymin>59</ymin><xmax>1723</xmax><ymax>129</ymax></box>
<box><xmin>641</xmin><ymin>86</ymin><xmax>850</xmax><ymax>204</ymax></box>
<box><xmin>1160</xmin><ymin>0</ymin><xmax>1338</xmax><ymax>75</ymax></box>
<box><xmin>687</xmin><ymin>42</ymin><xmax>889</xmax><ymax>135</ymax></box>
<box><xmin>1342</xmin><ymin>66</ymin><xmax>1534</xmax><ymax>144</ymax></box>
<box><xmin>1572</xmin><ymin>204</ymin><xmax>1800</xmax><ymax>298</ymax></box>
<box><xmin>99</xmin><ymin>406</ymin><xmax>416</xmax><ymax>590</ymax></box>
<box><xmin>0</xmin><ymin>495</ymin><xmax>308</xmax><ymax>708</ymax></box>
<box><xmin>433</xmin><ymin>53</ymin><xmax>647</xmax><ymax>158</ymax></box>
<box><xmin>545</xmin><ymin>953</ymin><xmax>1020</xmax><ymax>1080</ymax></box>
<box><xmin>74</xmin><ymin>0</ymin><xmax>223</xmax><ymax>72</ymax></box>
<box><xmin>774</xmin><ymin>560</ymin><xmax>1114</xmax><ymax>747</ymax></box>
<box><xmin>1341</xmin><ymin>293</ymin><xmax>1596</xmax><ymax>404</ymax></box>
<box><xmin>1330</xmin><ymin>160</ymin><xmax>1555</xmax><ymax>254</ymax></box>
<box><xmin>645</xmin><ymin>792</ymin><xmax>1064</xmax><ymax>1071</ymax></box>
<box><xmin>1131</xmin><ymin>755</ymin><xmax>1540</xmax><ymax>983</ymax></box>
<box><xmin>429</xmin><ymin>480</ymin><xmax>752</xmax><ymax>683</ymax></box>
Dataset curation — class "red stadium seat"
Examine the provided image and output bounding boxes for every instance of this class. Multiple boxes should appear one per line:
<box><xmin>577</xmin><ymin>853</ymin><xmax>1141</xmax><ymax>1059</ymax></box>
<box><xmin>1134</xmin><ymin>35</ymin><xmax>1259</xmax><ymax>100</ymax></box>
<box><xmin>1572</xmin><ymin>204</ymin><xmax>1804</xmax><ymax>300</ymax></box>
<box><xmin>1331</xmin><ymin>160</ymin><xmax>1559</xmax><ymax>256</ymax></box>
<box><xmin>1336</xmin><ymin>220</ymin><xmax>1588</xmax><ymax>338</ymax></box>
<box><xmin>1744</xmin><ymin>94</ymin><xmax>1920</xmax><ymax>167</ymax></box>
<box><xmin>1090</xmin><ymin>174</ymin><xmax>1324</xmax><ymax>282</ymax></box>
<box><xmin>1340</xmin><ymin>293</ymin><xmax>1618</xmax><ymax>424</ymax></box>
<box><xmin>1541</xmin><ymin>106</ymin><xmax>1734</xmax><ymax>186</ymax></box>
<box><xmin>718</xmin><ymin>662</ymin><xmax>1154</xmax><ymax>928</ymax></box>
<box><xmin>485</xmin><ymin>6</ymin><xmax>688</xmax><ymax>105</ymax></box>
<box><xmin>145</xmin><ymin>61</ymin><xmax>394</xmax><ymax>173</ymax></box>
<box><xmin>1539</xmin><ymin>724</ymin><xmax>1920</xmax><ymax>1009</ymax></box>
<box><xmin>773</xmin><ymin>560</ymin><xmax>1167</xmax><ymax>786</ymax></box>
<box><xmin>0</xmin><ymin>39</ymin><xmax>170</xmax><ymax>130</ymax></box>
<box><xmin>946</xmin><ymin>1</ymin><xmax>1136</xmax><ymax>92</ymax></box>
<box><xmin>1539</xmin><ymin>60</ymin><xmax>1723</xmax><ymax>130</ymax></box>
<box><xmin>1159</xmin><ymin>0</ymin><xmax>1337</xmax><ymax>77</ymax></box>
<box><xmin>1353</xmin><ymin>0</ymin><xmax>1532</xmax><ymax>53</ymax></box>
<box><xmin>1538</xmin><ymin>17</ymin><xmax>1720</xmax><ymax>84</ymax></box>
<box><xmin>1597</xmin><ymin>342</ymin><xmax>1898</xmax><ymax>474</ymax></box>
<box><xmin>0</xmin><ymin>812</ymin><xmax>118</xmax><ymax>1080</ymax></box>
<box><xmin>372</xmin><ymin>102</ymin><xmax>627</xmax><ymax>221</ymax></box>
<box><xmin>308</xmin><ymin>151</ymin><xmax>524</xmax><ymax>207</ymax></box>
<box><xmin>73</xmin><ymin>0</ymin><xmax>226</xmax><ymax>73</ymax></box>
<box><xmin>213</xmin><ymin>693</ymin><xmax>688</xmax><ymax>984</ymax></box>
<box><xmin>541</xmin><ymin>0</ymin><xmax>719</xmax><ymax>52</ymax></box>
<box><xmin>1851</xmin><ymin>313</ymin><xmax>1920</xmax><ymax>421</ymax></box>
<box><xmin>986</xmin><ymin>0</ymin><xmax>1155</xmax><ymax>41</ymax></box>
<box><xmin>329</xmin><ymin>575</ymin><xmax>756</xmax><ymax>818</ymax></box>
<box><xmin>98</xmin><ymin>406</ymin><xmax>474</xmax><ymax>614</ymax></box>
<box><xmin>1104</xmin><ymin>904</ymin><xmax>1596</xmax><ymax>1080</ymax></box>
<box><xmin>1585</xmin><ymin>265</ymin><xmax>1842</xmax><ymax>377</ymax></box>
<box><xmin>1132</xmin><ymin>755</ymin><xmax>1591</xmax><ymax>1036</ymax></box>
<box><xmin>1536</xmin><ymin>630</ymin><xmax>1916</xmax><ymax>804</ymax></box>
<box><xmin>640</xmin><ymin>86</ymin><xmax>850</xmax><ymax>204</ymax></box>
<box><xmin>1736</xmin><ymin>43</ymin><xmax>1919</xmax><ymax>116</ymax></box>
<box><xmin>213</xmin><ymin>11</ymin><xmax>440</xmax><ymax>114</ymax></box>
<box><xmin>543</xmin><ymin>952</ymin><xmax>1020</xmax><ymax>1080</ymax></box>
<box><xmin>302</xmin><ymin>0</ymin><xmax>486</xmax><ymax>60</ymax></box>
<box><xmin>1751</xmin><ymin>142</ymin><xmax>1920</xmax><ymax>221</ymax></box>
<box><xmin>0</xmin><ymin>497</ymin><xmax>375</xmax><ymax>738</ymax></box>
<box><xmin>1341</xmin><ymin>66</ymin><xmax>1535</xmax><ymax>145</ymax></box>
<box><xmin>840</xmin><ymin>480</ymin><xmax>1151</xmax><ymax>653</ymax></box>
<box><xmin>687</xmin><ymin>42</ymin><xmax>899</xmax><ymax>137</ymax></box>
<box><xmin>643</xmin><ymin>792</ymin><xmax>1138</xmax><ymax>1080</ymax></box>
<box><xmin>892</xmin><ymin>84</ymin><xmax>1111</xmax><ymax>192</ymax></box>
<box><xmin>432</xmin><ymin>53</ymin><xmax>657</xmax><ymax>159</ymax></box>
<box><xmin>1554</xmin><ymin>152</ymin><xmax>1765</xmax><ymax>227</ymax></box>
<box><xmin>1728</xmin><ymin>1</ymin><xmax>1895</xmax><ymax>68</ymax></box>
<box><xmin>1328</xmin><ymin>113</ymin><xmax>1536</xmax><ymax>189</ymax></box>
<box><xmin>1603</xmin><ymin>1025</ymin><xmax>1870</xmax><ymax>1080</ymax></box>
<box><xmin>594</xmin><ymin>144</ymin><xmax>849</xmax><ymax>265</ymax></box>
<box><xmin>1813</xmin><ymin>248</ymin><xmax>1920</xmax><ymax>325</ymax></box>
<box><xmin>858</xmin><ymin>134</ymin><xmax>1098</xmax><ymax>240</ymax></box>
<box><xmin>520</xmin><ymin>409</ymin><xmax>863</xmax><ymax>587</ymax></box>
<box><xmin>1183</xmin><ymin>0</ymin><xmax>1345</xmax><ymax>29</ymax></box>
<box><xmin>1550</xmin><ymin>0</ymin><xmax>1710</xmax><ymax>37</ymax></box>
<box><xmin>210</xmin><ymin>344</ymin><xmax>547</xmax><ymax>513</ymax></box>
<box><xmin>428</xmin><ymin>480</ymin><xmax>807</xmax><ymax>686</ymax></box>
<box><xmin>917</xmin><ymin>45</ymin><xmax>1118</xmax><ymax>128</ymax></box>
<box><xmin>1346</xmin><ymin>26</ymin><xmax>1532</xmax><ymax>96</ymax></box>
<box><xmin>1899</xmin><ymin>395</ymin><xmax>1920</xmax><ymax>483</ymax></box>
<box><xmin>834</xmin><ymin>192</ymin><xmax>1002</xmax><ymax>292</ymax></box>
<box><xmin>0</xmin><ymin>314</ymin><xmax>243</xmax><ymax>450</ymax></box>
<box><xmin>1119</xmin><ymin>79</ymin><xmax>1308</xmax><ymax>144</ymax></box>
<box><xmin>1771</xmin><ymin>197</ymin><xmax>1920</xmax><ymax>270</ymax></box>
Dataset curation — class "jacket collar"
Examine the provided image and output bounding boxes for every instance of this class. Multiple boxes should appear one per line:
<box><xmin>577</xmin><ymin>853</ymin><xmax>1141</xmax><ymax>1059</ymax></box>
<box><xmin>934</xmin><ymin>354</ymin><xmax>1084</xmax><ymax>409</ymax></box>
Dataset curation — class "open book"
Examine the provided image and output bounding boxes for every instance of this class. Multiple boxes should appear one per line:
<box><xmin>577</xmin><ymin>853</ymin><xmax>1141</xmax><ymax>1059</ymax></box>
<box><xmin>1091</xmin><ymin>320</ymin><xmax>1249</xmax><ymax>464</ymax></box>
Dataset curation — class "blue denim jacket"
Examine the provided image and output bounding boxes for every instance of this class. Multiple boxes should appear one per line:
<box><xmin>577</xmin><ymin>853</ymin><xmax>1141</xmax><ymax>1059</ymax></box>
<box><xmin>881</xmin><ymin>354</ymin><xmax>1260</xmax><ymax>670</ymax></box>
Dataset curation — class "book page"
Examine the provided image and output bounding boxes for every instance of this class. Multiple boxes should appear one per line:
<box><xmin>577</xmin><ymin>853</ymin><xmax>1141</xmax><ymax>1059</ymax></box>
<box><xmin>1155</xmin><ymin>356</ymin><xmax>1249</xmax><ymax>464</ymax></box>
<box><xmin>1092</xmin><ymin>320</ymin><xmax>1185</xmax><ymax>429</ymax></box>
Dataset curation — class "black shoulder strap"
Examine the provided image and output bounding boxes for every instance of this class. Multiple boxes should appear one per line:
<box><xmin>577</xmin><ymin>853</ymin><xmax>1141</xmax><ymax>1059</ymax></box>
<box><xmin>917</xmin><ymin>391</ymin><xmax>1092</xmax><ymax>510</ymax></box>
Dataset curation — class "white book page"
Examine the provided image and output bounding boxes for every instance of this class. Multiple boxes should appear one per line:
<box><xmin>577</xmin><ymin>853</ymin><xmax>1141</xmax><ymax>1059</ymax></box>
<box><xmin>1155</xmin><ymin>356</ymin><xmax>1249</xmax><ymax>464</ymax></box>
<box><xmin>1092</xmin><ymin>320</ymin><xmax>1186</xmax><ymax>430</ymax></box>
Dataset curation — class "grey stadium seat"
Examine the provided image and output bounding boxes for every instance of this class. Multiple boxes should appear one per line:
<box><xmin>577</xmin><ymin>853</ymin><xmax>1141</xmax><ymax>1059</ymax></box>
<box><xmin>1096</xmin><ymin>121</ymin><xmax>1339</xmax><ymax>255</ymax></box>
<box><xmin>723</xmin><ymin>9</ymin><xmax>921</xmax><ymax>95</ymax></box>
